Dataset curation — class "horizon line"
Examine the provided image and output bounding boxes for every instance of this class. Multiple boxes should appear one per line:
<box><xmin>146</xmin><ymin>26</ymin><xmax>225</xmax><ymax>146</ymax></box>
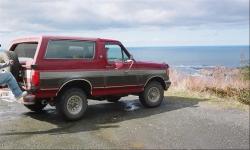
<box><xmin>126</xmin><ymin>45</ymin><xmax>249</xmax><ymax>48</ymax></box>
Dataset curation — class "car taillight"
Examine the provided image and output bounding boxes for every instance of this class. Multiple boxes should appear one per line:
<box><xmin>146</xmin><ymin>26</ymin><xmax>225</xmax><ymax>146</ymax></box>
<box><xmin>31</xmin><ymin>70</ymin><xmax>40</xmax><ymax>87</ymax></box>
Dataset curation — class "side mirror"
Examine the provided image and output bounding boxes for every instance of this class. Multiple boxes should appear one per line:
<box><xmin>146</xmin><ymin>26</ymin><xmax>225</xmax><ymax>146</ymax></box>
<box><xmin>125</xmin><ymin>55</ymin><xmax>135</xmax><ymax>63</ymax></box>
<box><xmin>125</xmin><ymin>58</ymin><xmax>135</xmax><ymax>72</ymax></box>
<box><xmin>126</xmin><ymin>59</ymin><xmax>133</xmax><ymax>63</ymax></box>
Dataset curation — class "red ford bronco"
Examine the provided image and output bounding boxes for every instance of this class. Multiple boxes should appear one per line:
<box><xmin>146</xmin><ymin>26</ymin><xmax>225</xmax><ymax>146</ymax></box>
<box><xmin>0</xmin><ymin>36</ymin><xmax>171</xmax><ymax>120</ymax></box>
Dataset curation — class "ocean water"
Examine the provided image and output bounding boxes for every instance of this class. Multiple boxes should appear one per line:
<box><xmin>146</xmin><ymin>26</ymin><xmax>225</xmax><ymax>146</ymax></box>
<box><xmin>128</xmin><ymin>46</ymin><xmax>249</xmax><ymax>74</ymax></box>
<box><xmin>128</xmin><ymin>46</ymin><xmax>249</xmax><ymax>67</ymax></box>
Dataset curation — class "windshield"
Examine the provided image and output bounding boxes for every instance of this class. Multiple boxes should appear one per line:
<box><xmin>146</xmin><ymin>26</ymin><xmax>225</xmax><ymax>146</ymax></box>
<box><xmin>13</xmin><ymin>43</ymin><xmax>38</xmax><ymax>58</ymax></box>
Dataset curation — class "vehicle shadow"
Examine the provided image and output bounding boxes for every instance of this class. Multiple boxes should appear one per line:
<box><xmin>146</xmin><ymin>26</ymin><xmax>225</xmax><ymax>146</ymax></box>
<box><xmin>0</xmin><ymin>96</ymin><xmax>208</xmax><ymax>136</ymax></box>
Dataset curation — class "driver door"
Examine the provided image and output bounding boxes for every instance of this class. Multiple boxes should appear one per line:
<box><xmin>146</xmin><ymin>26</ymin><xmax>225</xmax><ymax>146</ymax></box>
<box><xmin>105</xmin><ymin>43</ymin><xmax>138</xmax><ymax>90</ymax></box>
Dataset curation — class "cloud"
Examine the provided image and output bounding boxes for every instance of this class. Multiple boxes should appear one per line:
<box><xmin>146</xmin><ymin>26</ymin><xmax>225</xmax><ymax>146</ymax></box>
<box><xmin>0</xmin><ymin>0</ymin><xmax>249</xmax><ymax>33</ymax></box>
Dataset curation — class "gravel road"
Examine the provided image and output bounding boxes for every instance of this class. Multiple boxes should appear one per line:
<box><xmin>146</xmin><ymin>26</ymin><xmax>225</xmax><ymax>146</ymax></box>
<box><xmin>0</xmin><ymin>95</ymin><xmax>249</xmax><ymax>149</ymax></box>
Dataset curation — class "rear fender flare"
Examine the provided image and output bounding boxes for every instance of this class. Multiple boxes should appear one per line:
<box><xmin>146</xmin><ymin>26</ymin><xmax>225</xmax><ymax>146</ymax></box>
<box><xmin>56</xmin><ymin>79</ymin><xmax>92</xmax><ymax>96</ymax></box>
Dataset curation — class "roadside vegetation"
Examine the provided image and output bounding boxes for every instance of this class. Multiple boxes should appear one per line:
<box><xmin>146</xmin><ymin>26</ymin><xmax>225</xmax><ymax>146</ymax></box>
<box><xmin>169</xmin><ymin>66</ymin><xmax>250</xmax><ymax>106</ymax></box>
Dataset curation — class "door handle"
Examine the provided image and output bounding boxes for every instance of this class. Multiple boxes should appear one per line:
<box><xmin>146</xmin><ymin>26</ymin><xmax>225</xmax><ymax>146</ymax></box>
<box><xmin>105</xmin><ymin>65</ymin><xmax>114</xmax><ymax>69</ymax></box>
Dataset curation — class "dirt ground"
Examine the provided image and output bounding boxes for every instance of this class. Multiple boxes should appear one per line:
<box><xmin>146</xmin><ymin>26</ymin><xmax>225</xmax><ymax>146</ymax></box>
<box><xmin>0</xmin><ymin>95</ymin><xmax>249</xmax><ymax>149</ymax></box>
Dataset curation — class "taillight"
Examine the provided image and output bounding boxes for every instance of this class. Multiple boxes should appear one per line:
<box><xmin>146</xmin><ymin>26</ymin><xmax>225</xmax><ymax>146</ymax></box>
<box><xmin>31</xmin><ymin>70</ymin><xmax>40</xmax><ymax>87</ymax></box>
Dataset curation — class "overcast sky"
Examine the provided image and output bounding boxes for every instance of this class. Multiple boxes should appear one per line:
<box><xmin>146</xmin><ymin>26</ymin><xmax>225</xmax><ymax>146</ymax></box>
<box><xmin>0</xmin><ymin>0</ymin><xmax>249</xmax><ymax>48</ymax></box>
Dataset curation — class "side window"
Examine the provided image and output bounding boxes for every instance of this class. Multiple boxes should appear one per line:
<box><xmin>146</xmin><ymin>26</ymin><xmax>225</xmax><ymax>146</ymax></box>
<box><xmin>106</xmin><ymin>44</ymin><xmax>122</xmax><ymax>61</ymax></box>
<box><xmin>105</xmin><ymin>44</ymin><xmax>129</xmax><ymax>62</ymax></box>
<box><xmin>45</xmin><ymin>40</ymin><xmax>95</xmax><ymax>59</ymax></box>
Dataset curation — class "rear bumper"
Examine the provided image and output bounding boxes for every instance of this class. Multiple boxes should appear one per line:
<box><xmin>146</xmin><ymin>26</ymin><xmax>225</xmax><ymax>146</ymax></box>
<box><xmin>22</xmin><ymin>94</ymin><xmax>36</xmax><ymax>105</ymax></box>
<box><xmin>164</xmin><ymin>80</ymin><xmax>171</xmax><ymax>90</ymax></box>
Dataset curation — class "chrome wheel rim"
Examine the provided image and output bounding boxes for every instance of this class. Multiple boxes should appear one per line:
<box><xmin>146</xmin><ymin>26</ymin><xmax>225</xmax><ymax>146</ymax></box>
<box><xmin>148</xmin><ymin>87</ymin><xmax>160</xmax><ymax>103</ymax></box>
<box><xmin>66</xmin><ymin>95</ymin><xmax>83</xmax><ymax>115</ymax></box>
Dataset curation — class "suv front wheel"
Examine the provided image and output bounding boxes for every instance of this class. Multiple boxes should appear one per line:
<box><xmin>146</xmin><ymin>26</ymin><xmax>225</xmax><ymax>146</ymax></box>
<box><xmin>56</xmin><ymin>88</ymin><xmax>88</xmax><ymax>121</ymax></box>
<box><xmin>139</xmin><ymin>81</ymin><xmax>164</xmax><ymax>108</ymax></box>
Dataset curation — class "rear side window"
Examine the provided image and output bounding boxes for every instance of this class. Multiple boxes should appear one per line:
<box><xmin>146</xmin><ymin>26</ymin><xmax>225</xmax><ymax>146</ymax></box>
<box><xmin>45</xmin><ymin>40</ymin><xmax>95</xmax><ymax>59</ymax></box>
<box><xmin>13</xmin><ymin>43</ymin><xmax>38</xmax><ymax>58</ymax></box>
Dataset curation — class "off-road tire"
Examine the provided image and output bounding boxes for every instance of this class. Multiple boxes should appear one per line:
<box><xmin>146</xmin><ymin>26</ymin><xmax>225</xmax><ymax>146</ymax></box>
<box><xmin>56</xmin><ymin>88</ymin><xmax>88</xmax><ymax>121</ymax></box>
<box><xmin>139</xmin><ymin>81</ymin><xmax>164</xmax><ymax>108</ymax></box>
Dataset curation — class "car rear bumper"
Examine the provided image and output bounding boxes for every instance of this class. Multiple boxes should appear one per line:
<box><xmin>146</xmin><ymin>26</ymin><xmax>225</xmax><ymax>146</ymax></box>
<box><xmin>22</xmin><ymin>94</ymin><xmax>36</xmax><ymax>105</ymax></box>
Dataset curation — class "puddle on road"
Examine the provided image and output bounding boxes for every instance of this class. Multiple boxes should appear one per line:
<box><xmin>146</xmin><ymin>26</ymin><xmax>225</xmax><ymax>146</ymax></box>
<box><xmin>122</xmin><ymin>101</ymin><xmax>141</xmax><ymax>112</ymax></box>
<box><xmin>0</xmin><ymin>95</ymin><xmax>143</xmax><ymax>122</ymax></box>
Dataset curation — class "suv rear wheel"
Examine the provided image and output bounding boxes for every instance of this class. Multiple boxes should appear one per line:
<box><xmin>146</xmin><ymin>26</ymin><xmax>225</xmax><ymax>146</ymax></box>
<box><xmin>56</xmin><ymin>88</ymin><xmax>88</xmax><ymax>121</ymax></box>
<box><xmin>139</xmin><ymin>81</ymin><xmax>164</xmax><ymax>108</ymax></box>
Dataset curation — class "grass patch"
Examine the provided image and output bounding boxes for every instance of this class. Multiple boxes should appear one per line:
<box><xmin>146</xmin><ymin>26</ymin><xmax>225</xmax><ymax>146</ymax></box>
<box><xmin>202</xmin><ymin>87</ymin><xmax>250</xmax><ymax>105</ymax></box>
<box><xmin>165</xmin><ymin>89</ymin><xmax>249</xmax><ymax>111</ymax></box>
